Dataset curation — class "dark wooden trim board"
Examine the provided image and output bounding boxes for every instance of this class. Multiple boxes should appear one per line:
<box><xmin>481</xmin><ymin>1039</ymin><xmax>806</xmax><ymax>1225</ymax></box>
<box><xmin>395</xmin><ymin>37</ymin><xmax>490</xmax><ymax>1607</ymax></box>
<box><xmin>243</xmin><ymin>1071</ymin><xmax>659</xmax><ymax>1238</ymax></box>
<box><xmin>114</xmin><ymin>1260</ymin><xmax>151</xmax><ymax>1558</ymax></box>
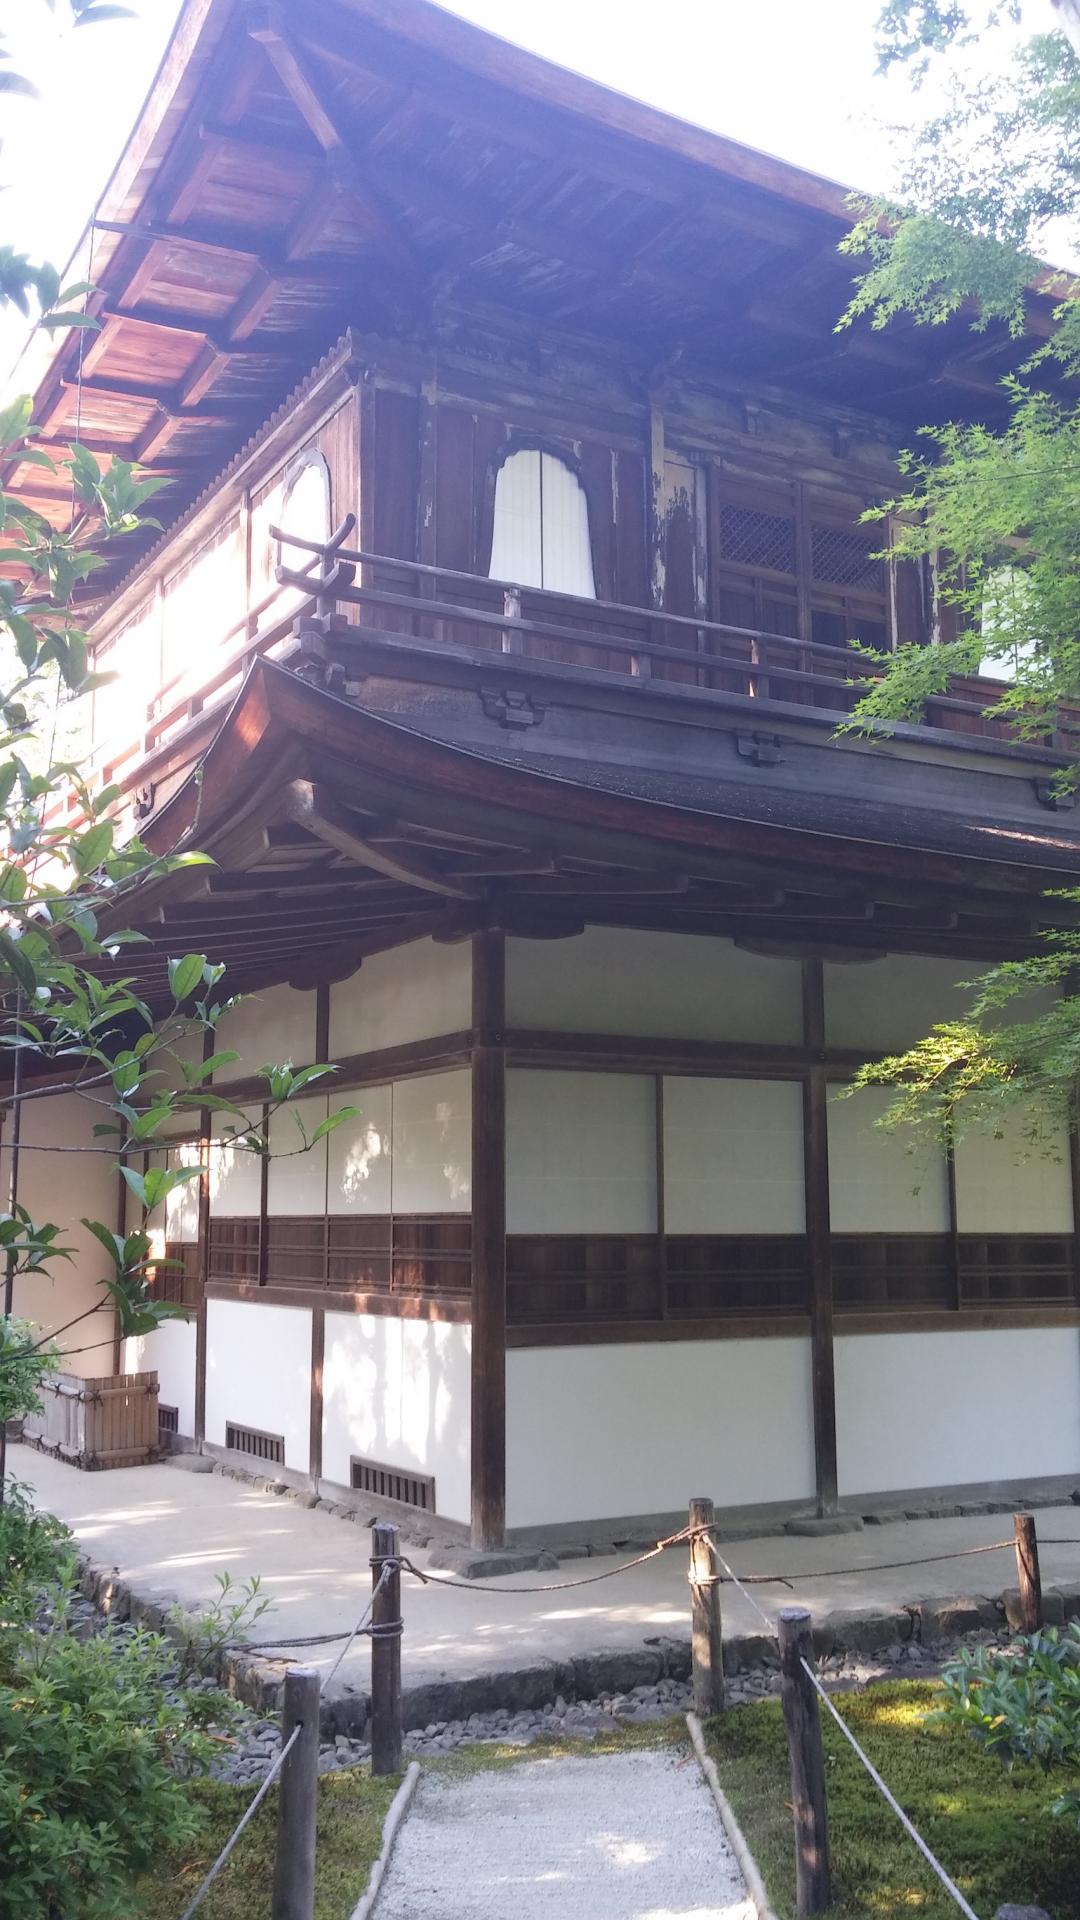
<box><xmin>204</xmin><ymin>1280</ymin><xmax>473</xmax><ymax>1321</ymax></box>
<box><xmin>470</xmin><ymin>929</ymin><xmax>507</xmax><ymax>1550</ymax></box>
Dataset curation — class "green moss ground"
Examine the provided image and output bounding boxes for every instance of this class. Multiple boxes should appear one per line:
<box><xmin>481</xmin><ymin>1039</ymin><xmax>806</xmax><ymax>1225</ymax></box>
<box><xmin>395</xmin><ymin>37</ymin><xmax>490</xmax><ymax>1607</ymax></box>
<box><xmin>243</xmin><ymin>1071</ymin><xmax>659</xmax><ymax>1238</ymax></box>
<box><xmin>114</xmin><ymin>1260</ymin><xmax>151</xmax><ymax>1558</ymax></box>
<box><xmin>706</xmin><ymin>1680</ymin><xmax>1080</xmax><ymax>1919</ymax></box>
<box><xmin>142</xmin><ymin>1770</ymin><xmax>400</xmax><ymax>1920</ymax></box>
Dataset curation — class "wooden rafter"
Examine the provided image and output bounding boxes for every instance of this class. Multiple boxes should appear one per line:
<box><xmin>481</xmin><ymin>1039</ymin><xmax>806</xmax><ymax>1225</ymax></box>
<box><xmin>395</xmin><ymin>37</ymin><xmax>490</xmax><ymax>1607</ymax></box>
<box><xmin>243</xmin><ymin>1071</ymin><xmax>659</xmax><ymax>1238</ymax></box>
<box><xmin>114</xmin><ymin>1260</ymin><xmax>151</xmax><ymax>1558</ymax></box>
<box><xmin>285</xmin><ymin>780</ymin><xmax>468</xmax><ymax>897</ymax></box>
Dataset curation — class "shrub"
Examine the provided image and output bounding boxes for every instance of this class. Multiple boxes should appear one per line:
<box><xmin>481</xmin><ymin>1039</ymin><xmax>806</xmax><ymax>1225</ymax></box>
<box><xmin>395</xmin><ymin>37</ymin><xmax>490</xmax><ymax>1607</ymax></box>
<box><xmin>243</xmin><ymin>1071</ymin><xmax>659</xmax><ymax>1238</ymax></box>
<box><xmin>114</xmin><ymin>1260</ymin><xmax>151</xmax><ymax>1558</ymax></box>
<box><xmin>0</xmin><ymin>1523</ymin><xmax>245</xmax><ymax>1920</ymax></box>
<box><xmin>0</xmin><ymin>1478</ymin><xmax>71</xmax><ymax>1625</ymax></box>
<box><xmin>937</xmin><ymin>1624</ymin><xmax>1080</xmax><ymax>1820</ymax></box>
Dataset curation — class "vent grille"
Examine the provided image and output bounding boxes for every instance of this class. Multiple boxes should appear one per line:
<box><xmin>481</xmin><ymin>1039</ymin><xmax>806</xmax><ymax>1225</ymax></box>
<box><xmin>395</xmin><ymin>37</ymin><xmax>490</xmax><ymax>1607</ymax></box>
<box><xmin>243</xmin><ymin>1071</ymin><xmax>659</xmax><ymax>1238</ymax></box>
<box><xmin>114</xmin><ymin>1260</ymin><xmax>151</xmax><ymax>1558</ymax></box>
<box><xmin>226</xmin><ymin>1421</ymin><xmax>285</xmax><ymax>1465</ymax></box>
<box><xmin>717</xmin><ymin>503</ymin><xmax>795</xmax><ymax>575</ymax></box>
<box><xmin>351</xmin><ymin>1455</ymin><xmax>435</xmax><ymax>1512</ymax></box>
<box><xmin>811</xmin><ymin>525</ymin><xmax>884</xmax><ymax>592</ymax></box>
<box><xmin>158</xmin><ymin>1404</ymin><xmax>179</xmax><ymax>1436</ymax></box>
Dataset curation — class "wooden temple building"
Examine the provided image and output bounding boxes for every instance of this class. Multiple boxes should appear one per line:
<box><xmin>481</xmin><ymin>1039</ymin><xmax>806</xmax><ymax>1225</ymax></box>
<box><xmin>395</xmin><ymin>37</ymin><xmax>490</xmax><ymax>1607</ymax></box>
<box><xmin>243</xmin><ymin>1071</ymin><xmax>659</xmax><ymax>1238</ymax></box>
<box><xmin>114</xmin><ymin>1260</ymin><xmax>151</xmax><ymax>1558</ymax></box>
<box><xmin>11</xmin><ymin>0</ymin><xmax>1080</xmax><ymax>1545</ymax></box>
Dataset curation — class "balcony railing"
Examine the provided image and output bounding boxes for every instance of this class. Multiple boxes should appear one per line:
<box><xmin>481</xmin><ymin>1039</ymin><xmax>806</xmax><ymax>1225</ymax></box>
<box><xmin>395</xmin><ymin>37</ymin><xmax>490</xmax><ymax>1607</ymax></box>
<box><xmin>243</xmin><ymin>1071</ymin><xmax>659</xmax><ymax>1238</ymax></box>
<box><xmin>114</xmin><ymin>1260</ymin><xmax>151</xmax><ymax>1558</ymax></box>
<box><xmin>274</xmin><ymin>534</ymin><xmax>1075</xmax><ymax>759</ymax></box>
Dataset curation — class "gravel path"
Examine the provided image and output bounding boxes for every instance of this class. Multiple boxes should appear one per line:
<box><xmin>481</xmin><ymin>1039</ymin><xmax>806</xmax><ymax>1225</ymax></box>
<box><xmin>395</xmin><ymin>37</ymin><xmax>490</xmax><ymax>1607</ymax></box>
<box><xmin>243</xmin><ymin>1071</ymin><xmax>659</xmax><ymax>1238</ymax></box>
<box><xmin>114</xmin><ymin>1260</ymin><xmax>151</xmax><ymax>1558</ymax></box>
<box><xmin>375</xmin><ymin>1747</ymin><xmax>754</xmax><ymax>1920</ymax></box>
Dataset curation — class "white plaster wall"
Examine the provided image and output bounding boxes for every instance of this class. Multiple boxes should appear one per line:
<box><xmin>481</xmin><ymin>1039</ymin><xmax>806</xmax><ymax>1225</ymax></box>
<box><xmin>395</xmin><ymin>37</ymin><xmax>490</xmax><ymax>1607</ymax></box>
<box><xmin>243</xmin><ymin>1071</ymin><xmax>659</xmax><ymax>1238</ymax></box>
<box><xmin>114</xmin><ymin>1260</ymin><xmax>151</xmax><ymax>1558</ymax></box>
<box><xmin>3</xmin><ymin>1092</ymin><xmax>118</xmax><ymax>1377</ymax></box>
<box><xmin>663</xmin><ymin>1077</ymin><xmax>805</xmax><ymax>1233</ymax></box>
<box><xmin>506</xmin><ymin>1338</ymin><xmax>816</xmax><ymax>1528</ymax></box>
<box><xmin>267</xmin><ymin>1096</ymin><xmax>329</xmax><ymax>1215</ymax></box>
<box><xmin>327</xmin><ymin>1083</ymin><xmax>392</xmax><ymax>1213</ymax></box>
<box><xmin>506</xmin><ymin>1069</ymin><xmax>656</xmax><ymax>1233</ymax></box>
<box><xmin>836</xmin><ymin>1328</ymin><xmax>1080</xmax><ymax>1496</ymax></box>
<box><xmin>330</xmin><ymin>940</ymin><xmax>471</xmax><ymax>1057</ymax></box>
<box><xmin>954</xmin><ymin>1109</ymin><xmax>1074</xmax><ymax>1233</ymax></box>
<box><xmin>208</xmin><ymin>1109</ymin><xmax>263</xmax><ymax>1217</ymax></box>
<box><xmin>391</xmin><ymin>1070</ymin><xmax>471</xmax><ymax>1213</ymax></box>
<box><xmin>214</xmin><ymin>984</ymin><xmax>316</xmax><ymax>1079</ymax></box>
<box><xmin>506</xmin><ymin>928</ymin><xmax>803</xmax><ymax>1044</ymax></box>
<box><xmin>828</xmin><ymin>1086</ymin><xmax>950</xmax><ymax>1233</ymax></box>
<box><xmin>123</xmin><ymin>1319</ymin><xmax>198</xmax><ymax>1436</ymax></box>
<box><xmin>824</xmin><ymin>955</ymin><xmax>971</xmax><ymax>1052</ymax></box>
<box><xmin>204</xmin><ymin>1298</ymin><xmax>312</xmax><ymax>1473</ymax></box>
<box><xmin>322</xmin><ymin>1312</ymin><xmax>472</xmax><ymax>1524</ymax></box>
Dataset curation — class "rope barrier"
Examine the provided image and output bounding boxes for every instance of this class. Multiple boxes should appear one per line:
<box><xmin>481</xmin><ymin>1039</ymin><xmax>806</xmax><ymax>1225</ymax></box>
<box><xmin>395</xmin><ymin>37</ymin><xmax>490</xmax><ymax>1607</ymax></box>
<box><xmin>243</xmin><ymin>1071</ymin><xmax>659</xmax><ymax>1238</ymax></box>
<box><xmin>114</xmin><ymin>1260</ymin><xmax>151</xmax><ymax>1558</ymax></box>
<box><xmin>704</xmin><ymin>1536</ymin><xmax>983</xmax><ymax>1918</ymax></box>
<box><xmin>177</xmin><ymin>1720</ymin><xmax>301</xmax><ymax>1920</ymax></box>
<box><xmin>801</xmin><ymin>1658</ymin><xmax>982</xmax><ymax>1920</ymax></box>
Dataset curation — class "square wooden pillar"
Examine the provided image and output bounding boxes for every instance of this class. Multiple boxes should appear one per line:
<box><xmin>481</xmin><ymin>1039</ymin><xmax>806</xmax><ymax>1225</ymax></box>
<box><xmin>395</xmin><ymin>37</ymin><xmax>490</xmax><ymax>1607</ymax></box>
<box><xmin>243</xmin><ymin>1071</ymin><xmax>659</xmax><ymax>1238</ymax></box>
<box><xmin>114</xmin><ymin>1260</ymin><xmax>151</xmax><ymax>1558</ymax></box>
<box><xmin>470</xmin><ymin>931</ymin><xmax>507</xmax><ymax>1549</ymax></box>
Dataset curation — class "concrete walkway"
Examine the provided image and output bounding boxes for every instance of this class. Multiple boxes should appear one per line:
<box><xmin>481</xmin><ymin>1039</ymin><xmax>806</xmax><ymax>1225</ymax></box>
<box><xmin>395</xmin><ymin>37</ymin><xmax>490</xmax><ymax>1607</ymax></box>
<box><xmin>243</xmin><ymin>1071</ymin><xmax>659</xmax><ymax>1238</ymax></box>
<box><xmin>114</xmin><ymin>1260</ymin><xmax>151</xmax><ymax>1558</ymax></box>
<box><xmin>18</xmin><ymin>1446</ymin><xmax>1080</xmax><ymax>1697</ymax></box>
<box><xmin>376</xmin><ymin>1748</ymin><xmax>753</xmax><ymax>1920</ymax></box>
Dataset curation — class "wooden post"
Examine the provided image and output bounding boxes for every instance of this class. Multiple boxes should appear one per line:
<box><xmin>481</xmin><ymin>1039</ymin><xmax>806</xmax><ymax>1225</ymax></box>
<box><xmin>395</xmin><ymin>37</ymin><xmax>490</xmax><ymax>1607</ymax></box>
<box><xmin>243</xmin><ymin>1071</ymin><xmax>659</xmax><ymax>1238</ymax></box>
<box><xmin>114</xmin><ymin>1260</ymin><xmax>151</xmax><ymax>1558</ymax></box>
<box><xmin>689</xmin><ymin>1495</ymin><xmax>724</xmax><ymax>1714</ymax></box>
<box><xmin>778</xmin><ymin>1606</ymin><xmax>832</xmax><ymax>1917</ymax></box>
<box><xmin>1014</xmin><ymin>1512</ymin><xmax>1043</xmax><ymax>1633</ymax></box>
<box><xmin>370</xmin><ymin>1522</ymin><xmax>403</xmax><ymax>1776</ymax></box>
<box><xmin>802</xmin><ymin>961</ymin><xmax>838</xmax><ymax>1515</ymax></box>
<box><xmin>502</xmin><ymin>585</ymin><xmax>523</xmax><ymax>654</ymax></box>
<box><xmin>272</xmin><ymin>1665</ymin><xmax>319</xmax><ymax>1920</ymax></box>
<box><xmin>470</xmin><ymin>930</ymin><xmax>507</xmax><ymax>1551</ymax></box>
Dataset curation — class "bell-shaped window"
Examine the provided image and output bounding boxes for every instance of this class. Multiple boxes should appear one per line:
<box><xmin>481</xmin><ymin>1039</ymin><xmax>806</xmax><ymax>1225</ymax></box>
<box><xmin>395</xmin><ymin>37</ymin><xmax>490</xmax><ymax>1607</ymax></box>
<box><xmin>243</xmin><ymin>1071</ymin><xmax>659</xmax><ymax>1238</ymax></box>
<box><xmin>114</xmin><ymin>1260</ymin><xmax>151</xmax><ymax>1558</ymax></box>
<box><xmin>489</xmin><ymin>448</ymin><xmax>596</xmax><ymax>598</ymax></box>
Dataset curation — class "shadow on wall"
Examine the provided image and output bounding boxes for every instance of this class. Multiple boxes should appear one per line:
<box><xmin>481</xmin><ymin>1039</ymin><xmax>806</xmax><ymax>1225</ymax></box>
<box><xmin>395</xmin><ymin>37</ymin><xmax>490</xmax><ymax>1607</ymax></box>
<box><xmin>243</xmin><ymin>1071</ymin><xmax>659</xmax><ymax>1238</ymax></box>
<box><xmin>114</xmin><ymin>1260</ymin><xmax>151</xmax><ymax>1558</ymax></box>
<box><xmin>322</xmin><ymin>1315</ymin><xmax>471</xmax><ymax>1522</ymax></box>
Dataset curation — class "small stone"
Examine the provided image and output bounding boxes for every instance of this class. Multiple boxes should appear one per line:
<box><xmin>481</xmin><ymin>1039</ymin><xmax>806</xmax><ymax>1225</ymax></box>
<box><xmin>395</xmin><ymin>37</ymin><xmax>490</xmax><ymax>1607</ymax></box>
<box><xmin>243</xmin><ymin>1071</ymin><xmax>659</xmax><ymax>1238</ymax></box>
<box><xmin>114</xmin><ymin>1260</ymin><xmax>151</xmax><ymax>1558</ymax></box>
<box><xmin>995</xmin><ymin>1907</ymin><xmax>1052</xmax><ymax>1919</ymax></box>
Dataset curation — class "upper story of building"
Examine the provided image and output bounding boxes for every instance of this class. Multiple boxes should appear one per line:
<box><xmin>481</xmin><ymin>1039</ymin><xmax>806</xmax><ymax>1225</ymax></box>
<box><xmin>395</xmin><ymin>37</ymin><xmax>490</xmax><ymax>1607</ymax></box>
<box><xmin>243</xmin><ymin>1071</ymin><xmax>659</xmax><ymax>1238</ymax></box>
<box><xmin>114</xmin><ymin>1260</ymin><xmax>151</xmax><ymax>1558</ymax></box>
<box><xmin>11</xmin><ymin>0</ymin><xmax>1080</xmax><ymax>997</ymax></box>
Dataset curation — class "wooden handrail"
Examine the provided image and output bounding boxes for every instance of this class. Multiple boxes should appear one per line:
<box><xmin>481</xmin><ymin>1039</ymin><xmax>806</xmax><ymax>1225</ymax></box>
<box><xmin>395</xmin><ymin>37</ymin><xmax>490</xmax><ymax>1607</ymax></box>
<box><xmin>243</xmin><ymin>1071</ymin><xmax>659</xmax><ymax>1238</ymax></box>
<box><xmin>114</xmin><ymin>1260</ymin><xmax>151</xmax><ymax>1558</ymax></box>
<box><xmin>275</xmin><ymin>560</ymin><xmax>1079</xmax><ymax>742</ymax></box>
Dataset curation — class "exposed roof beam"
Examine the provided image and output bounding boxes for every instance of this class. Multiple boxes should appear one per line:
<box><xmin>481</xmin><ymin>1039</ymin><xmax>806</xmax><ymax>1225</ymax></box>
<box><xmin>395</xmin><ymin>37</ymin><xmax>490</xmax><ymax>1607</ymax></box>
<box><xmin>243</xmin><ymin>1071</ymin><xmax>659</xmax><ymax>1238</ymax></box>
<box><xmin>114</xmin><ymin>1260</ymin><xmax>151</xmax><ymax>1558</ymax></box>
<box><xmin>285</xmin><ymin>780</ymin><xmax>468</xmax><ymax>896</ymax></box>
<box><xmin>246</xmin><ymin>6</ymin><xmax>419</xmax><ymax>281</ymax></box>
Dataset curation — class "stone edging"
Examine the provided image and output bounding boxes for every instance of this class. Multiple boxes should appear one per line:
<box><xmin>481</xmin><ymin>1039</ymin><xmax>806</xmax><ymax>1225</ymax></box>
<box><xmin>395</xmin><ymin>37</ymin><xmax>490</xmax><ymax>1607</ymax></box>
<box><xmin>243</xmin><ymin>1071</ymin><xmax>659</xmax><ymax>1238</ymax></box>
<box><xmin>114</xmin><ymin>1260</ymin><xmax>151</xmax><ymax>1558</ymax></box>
<box><xmin>75</xmin><ymin>1537</ymin><xmax>1080</xmax><ymax>1737</ymax></box>
<box><xmin>348</xmin><ymin>1761</ymin><xmax>421</xmax><ymax>1920</ymax></box>
<box><xmin>686</xmin><ymin>1711</ymin><xmax>780</xmax><ymax>1920</ymax></box>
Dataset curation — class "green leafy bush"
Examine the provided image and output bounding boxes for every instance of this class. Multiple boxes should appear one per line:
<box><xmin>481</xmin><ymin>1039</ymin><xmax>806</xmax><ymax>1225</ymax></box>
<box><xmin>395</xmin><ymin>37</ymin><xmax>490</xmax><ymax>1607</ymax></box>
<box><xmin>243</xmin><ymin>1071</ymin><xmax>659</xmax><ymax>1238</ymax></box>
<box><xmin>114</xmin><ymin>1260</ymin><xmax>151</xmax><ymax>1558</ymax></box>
<box><xmin>937</xmin><ymin>1624</ymin><xmax>1080</xmax><ymax>1820</ymax></box>
<box><xmin>0</xmin><ymin>1502</ymin><xmax>246</xmax><ymax>1920</ymax></box>
<box><xmin>0</xmin><ymin>1478</ymin><xmax>70</xmax><ymax>1622</ymax></box>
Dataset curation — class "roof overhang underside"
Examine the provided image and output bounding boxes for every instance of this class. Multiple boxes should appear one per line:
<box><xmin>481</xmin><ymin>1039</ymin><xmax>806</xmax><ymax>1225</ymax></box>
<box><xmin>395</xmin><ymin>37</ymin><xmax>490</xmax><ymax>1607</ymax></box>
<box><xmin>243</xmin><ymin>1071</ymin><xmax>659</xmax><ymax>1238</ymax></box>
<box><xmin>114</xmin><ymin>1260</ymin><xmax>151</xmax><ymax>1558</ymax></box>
<box><xmin>94</xmin><ymin>658</ymin><xmax>1080</xmax><ymax>1002</ymax></box>
<box><xmin>7</xmin><ymin>0</ymin><xmax>1065</xmax><ymax>594</ymax></box>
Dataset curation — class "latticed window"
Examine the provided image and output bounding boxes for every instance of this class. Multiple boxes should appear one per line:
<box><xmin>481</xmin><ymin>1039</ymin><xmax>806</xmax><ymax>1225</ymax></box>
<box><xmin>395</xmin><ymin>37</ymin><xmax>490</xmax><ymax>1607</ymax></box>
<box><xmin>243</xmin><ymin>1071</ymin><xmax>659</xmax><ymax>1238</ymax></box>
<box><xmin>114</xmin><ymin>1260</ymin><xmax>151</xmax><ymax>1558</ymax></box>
<box><xmin>713</xmin><ymin>479</ymin><xmax>889</xmax><ymax>654</ymax></box>
<box><xmin>717</xmin><ymin>501</ymin><xmax>797</xmax><ymax>576</ymax></box>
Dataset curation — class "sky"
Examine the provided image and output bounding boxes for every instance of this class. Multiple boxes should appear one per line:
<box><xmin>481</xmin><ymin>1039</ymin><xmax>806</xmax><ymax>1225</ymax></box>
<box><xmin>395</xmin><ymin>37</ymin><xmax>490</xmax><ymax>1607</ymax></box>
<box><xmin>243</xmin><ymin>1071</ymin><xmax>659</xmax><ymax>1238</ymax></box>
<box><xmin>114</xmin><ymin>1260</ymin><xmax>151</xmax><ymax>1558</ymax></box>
<box><xmin>0</xmin><ymin>0</ymin><xmax>1061</xmax><ymax>378</ymax></box>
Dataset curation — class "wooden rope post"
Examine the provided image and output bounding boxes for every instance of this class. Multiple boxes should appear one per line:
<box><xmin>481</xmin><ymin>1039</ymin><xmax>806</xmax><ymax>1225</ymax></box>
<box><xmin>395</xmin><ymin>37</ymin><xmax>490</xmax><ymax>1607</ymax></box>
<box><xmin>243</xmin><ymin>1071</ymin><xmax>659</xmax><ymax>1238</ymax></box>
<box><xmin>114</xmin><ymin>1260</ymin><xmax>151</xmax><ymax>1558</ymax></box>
<box><xmin>688</xmin><ymin>1495</ymin><xmax>724</xmax><ymax>1715</ymax></box>
<box><xmin>272</xmin><ymin>1665</ymin><xmax>320</xmax><ymax>1920</ymax></box>
<box><xmin>370</xmin><ymin>1522</ymin><xmax>403</xmax><ymax>1775</ymax></box>
<box><xmin>1013</xmin><ymin>1512</ymin><xmax>1043</xmax><ymax>1633</ymax></box>
<box><xmin>778</xmin><ymin>1606</ymin><xmax>832</xmax><ymax>1916</ymax></box>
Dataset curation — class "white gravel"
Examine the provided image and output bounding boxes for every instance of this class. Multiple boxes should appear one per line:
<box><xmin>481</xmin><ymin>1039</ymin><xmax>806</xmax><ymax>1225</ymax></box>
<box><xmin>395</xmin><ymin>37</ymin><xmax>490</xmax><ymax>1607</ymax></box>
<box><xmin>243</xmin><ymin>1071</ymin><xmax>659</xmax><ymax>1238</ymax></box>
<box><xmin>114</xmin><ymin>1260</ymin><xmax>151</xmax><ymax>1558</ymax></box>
<box><xmin>374</xmin><ymin>1747</ymin><xmax>755</xmax><ymax>1919</ymax></box>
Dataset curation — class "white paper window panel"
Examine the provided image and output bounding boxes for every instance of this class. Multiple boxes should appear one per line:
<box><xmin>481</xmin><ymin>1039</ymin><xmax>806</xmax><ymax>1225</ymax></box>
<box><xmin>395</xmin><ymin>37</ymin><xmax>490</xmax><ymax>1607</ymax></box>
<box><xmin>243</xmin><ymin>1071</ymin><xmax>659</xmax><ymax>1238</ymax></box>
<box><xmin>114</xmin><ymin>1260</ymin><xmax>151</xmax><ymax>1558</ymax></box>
<box><xmin>213</xmin><ymin>984</ymin><xmax>316</xmax><ymax>1081</ymax></box>
<box><xmin>164</xmin><ymin>1142</ymin><xmax>202</xmax><ymax>1243</ymax></box>
<box><xmin>488</xmin><ymin>449</ymin><xmax>596</xmax><ymax>598</ymax></box>
<box><xmin>267</xmin><ymin>1096</ymin><xmax>329</xmax><ymax>1216</ymax></box>
<box><xmin>391</xmin><ymin>1069</ymin><xmax>472</xmax><ymax>1214</ymax></box>
<box><xmin>953</xmin><ymin>1107</ymin><xmax>1074</xmax><ymax>1233</ymax></box>
<box><xmin>327</xmin><ymin>1082</ymin><xmax>392</xmax><ymax>1214</ymax></box>
<box><xmin>160</xmin><ymin>516</ymin><xmax>244</xmax><ymax>692</ymax></box>
<box><xmin>330</xmin><ymin>939</ymin><xmax>471</xmax><ymax>1056</ymax></box>
<box><xmin>506</xmin><ymin>1069</ymin><xmax>656</xmax><ymax>1234</ymax></box>
<box><xmin>827</xmin><ymin>1086</ymin><xmax>949</xmax><ymax>1233</ymax></box>
<box><xmin>208</xmin><ymin>1109</ymin><xmax>263</xmax><ymax>1218</ymax></box>
<box><xmin>507</xmin><ymin>927</ymin><xmax>803</xmax><ymax>1043</ymax></box>
<box><xmin>663</xmin><ymin>1076</ymin><xmax>805</xmax><ymax>1234</ymax></box>
<box><xmin>92</xmin><ymin>597</ymin><xmax>159</xmax><ymax>755</ymax></box>
<box><xmin>274</xmin><ymin>460</ymin><xmax>332</xmax><ymax>617</ymax></box>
